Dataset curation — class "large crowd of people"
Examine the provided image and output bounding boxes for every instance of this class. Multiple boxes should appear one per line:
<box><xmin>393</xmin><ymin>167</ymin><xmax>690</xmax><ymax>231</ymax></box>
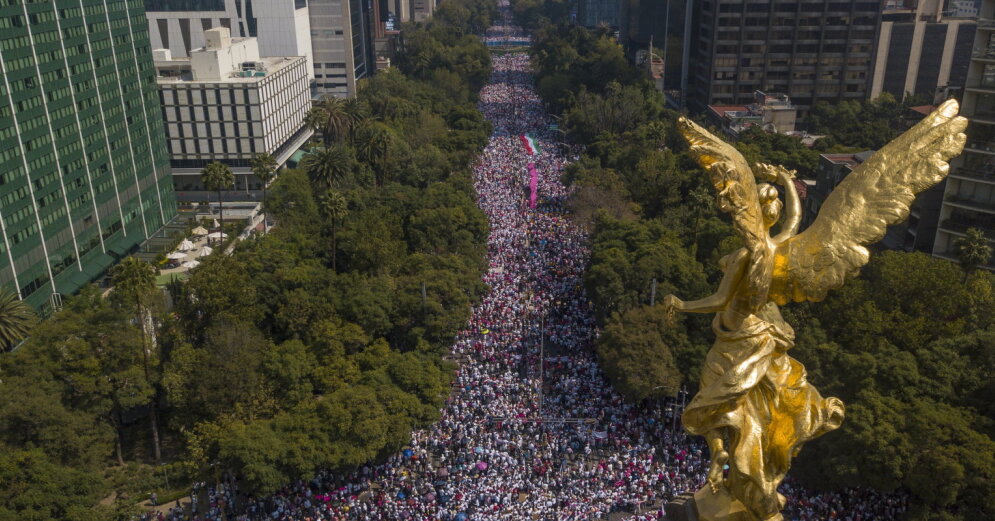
<box><xmin>143</xmin><ymin>9</ymin><xmax>908</xmax><ymax>521</ymax></box>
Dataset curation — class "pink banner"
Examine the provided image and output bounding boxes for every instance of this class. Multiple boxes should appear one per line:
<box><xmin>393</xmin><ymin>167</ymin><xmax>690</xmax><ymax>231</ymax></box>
<box><xmin>528</xmin><ymin>162</ymin><xmax>538</xmax><ymax>209</ymax></box>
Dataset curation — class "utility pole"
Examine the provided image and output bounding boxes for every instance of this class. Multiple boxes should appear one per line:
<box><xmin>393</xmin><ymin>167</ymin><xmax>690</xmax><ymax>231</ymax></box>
<box><xmin>650</xmin><ymin>278</ymin><xmax>657</xmax><ymax>306</ymax></box>
<box><xmin>538</xmin><ymin>313</ymin><xmax>545</xmax><ymax>415</ymax></box>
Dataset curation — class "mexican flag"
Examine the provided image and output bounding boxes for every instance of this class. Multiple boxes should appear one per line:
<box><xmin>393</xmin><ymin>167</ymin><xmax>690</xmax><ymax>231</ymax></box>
<box><xmin>520</xmin><ymin>133</ymin><xmax>541</xmax><ymax>155</ymax></box>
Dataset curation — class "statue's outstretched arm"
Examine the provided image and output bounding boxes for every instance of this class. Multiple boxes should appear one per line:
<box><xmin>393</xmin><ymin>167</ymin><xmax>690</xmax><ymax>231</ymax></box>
<box><xmin>664</xmin><ymin>249</ymin><xmax>748</xmax><ymax>314</ymax></box>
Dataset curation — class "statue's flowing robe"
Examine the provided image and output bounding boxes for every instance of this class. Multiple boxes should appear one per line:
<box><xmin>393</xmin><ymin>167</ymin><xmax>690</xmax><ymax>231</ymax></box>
<box><xmin>682</xmin><ymin>303</ymin><xmax>843</xmax><ymax>521</ymax></box>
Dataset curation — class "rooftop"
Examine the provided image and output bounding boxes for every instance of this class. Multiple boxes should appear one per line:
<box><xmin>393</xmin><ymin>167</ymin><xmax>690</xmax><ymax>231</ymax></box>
<box><xmin>155</xmin><ymin>55</ymin><xmax>303</xmax><ymax>84</ymax></box>
<box><xmin>821</xmin><ymin>150</ymin><xmax>875</xmax><ymax>171</ymax></box>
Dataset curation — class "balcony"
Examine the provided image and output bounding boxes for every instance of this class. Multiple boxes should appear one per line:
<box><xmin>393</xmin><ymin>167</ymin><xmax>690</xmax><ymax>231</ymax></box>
<box><xmin>972</xmin><ymin>49</ymin><xmax>995</xmax><ymax>61</ymax></box>
<box><xmin>950</xmin><ymin>168</ymin><xmax>995</xmax><ymax>185</ymax></box>
<box><xmin>966</xmin><ymin>82</ymin><xmax>995</xmax><ymax>94</ymax></box>
<box><xmin>969</xmin><ymin>111</ymin><xmax>995</xmax><ymax>125</ymax></box>
<box><xmin>939</xmin><ymin>219</ymin><xmax>995</xmax><ymax>239</ymax></box>
<box><xmin>963</xmin><ymin>141</ymin><xmax>995</xmax><ymax>155</ymax></box>
<box><xmin>944</xmin><ymin>195</ymin><xmax>995</xmax><ymax>215</ymax></box>
<box><xmin>979</xmin><ymin>18</ymin><xmax>995</xmax><ymax>29</ymax></box>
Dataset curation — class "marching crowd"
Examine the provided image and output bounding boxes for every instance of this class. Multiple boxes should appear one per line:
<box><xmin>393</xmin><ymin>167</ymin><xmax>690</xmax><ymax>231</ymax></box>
<box><xmin>483</xmin><ymin>24</ymin><xmax>530</xmax><ymax>44</ymax></box>
<box><xmin>142</xmin><ymin>11</ymin><xmax>908</xmax><ymax>521</ymax></box>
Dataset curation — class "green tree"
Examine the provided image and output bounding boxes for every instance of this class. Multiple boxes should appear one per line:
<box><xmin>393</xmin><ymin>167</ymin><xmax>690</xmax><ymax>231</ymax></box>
<box><xmin>354</xmin><ymin>123</ymin><xmax>397</xmax><ymax>187</ymax></box>
<box><xmin>250</xmin><ymin>152</ymin><xmax>278</xmax><ymax>233</ymax></box>
<box><xmin>0</xmin><ymin>376</ymin><xmax>114</xmax><ymax>470</ymax></box>
<box><xmin>0</xmin><ymin>449</ymin><xmax>110</xmax><ymax>521</ymax></box>
<box><xmin>0</xmin><ymin>289</ymin><xmax>35</xmax><ymax>352</ymax></box>
<box><xmin>596</xmin><ymin>305</ymin><xmax>685</xmax><ymax>401</ymax></box>
<box><xmin>24</xmin><ymin>288</ymin><xmax>152</xmax><ymax>466</ymax></box>
<box><xmin>786</xmin><ymin>252</ymin><xmax>995</xmax><ymax>519</ymax></box>
<box><xmin>954</xmin><ymin>227</ymin><xmax>993</xmax><ymax>276</ymax></box>
<box><xmin>200</xmin><ymin>161</ymin><xmax>235</xmax><ymax>245</ymax></box>
<box><xmin>110</xmin><ymin>257</ymin><xmax>163</xmax><ymax>462</ymax></box>
<box><xmin>301</xmin><ymin>145</ymin><xmax>351</xmax><ymax>191</ymax></box>
<box><xmin>318</xmin><ymin>190</ymin><xmax>349</xmax><ymax>272</ymax></box>
<box><xmin>306</xmin><ymin>96</ymin><xmax>357</xmax><ymax>144</ymax></box>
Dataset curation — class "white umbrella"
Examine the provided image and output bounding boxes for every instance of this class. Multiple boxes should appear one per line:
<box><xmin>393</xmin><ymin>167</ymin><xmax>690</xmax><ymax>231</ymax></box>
<box><xmin>181</xmin><ymin>260</ymin><xmax>200</xmax><ymax>269</ymax></box>
<box><xmin>177</xmin><ymin>239</ymin><xmax>195</xmax><ymax>251</ymax></box>
<box><xmin>207</xmin><ymin>232</ymin><xmax>227</xmax><ymax>239</ymax></box>
<box><xmin>197</xmin><ymin>246</ymin><xmax>214</xmax><ymax>257</ymax></box>
<box><xmin>191</xmin><ymin>226</ymin><xmax>209</xmax><ymax>236</ymax></box>
<box><xmin>166</xmin><ymin>251</ymin><xmax>187</xmax><ymax>260</ymax></box>
<box><xmin>212</xmin><ymin>219</ymin><xmax>220</xmax><ymax>228</ymax></box>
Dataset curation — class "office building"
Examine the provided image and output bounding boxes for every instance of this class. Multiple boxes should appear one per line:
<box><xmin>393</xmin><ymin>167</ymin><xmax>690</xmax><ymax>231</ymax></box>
<box><xmin>578</xmin><ymin>0</ymin><xmax>620</xmax><ymax>27</ymax></box>
<box><xmin>144</xmin><ymin>0</ymin><xmax>314</xmax><ymax>76</ymax></box>
<box><xmin>309</xmin><ymin>0</ymin><xmax>375</xmax><ymax>97</ymax></box>
<box><xmin>690</xmin><ymin>0</ymin><xmax>882</xmax><ymax>113</ymax></box>
<box><xmin>0</xmin><ymin>0</ymin><xmax>177</xmax><ymax>310</ymax></box>
<box><xmin>620</xmin><ymin>0</ymin><xmax>692</xmax><ymax>98</ymax></box>
<box><xmin>950</xmin><ymin>0</ymin><xmax>980</xmax><ymax>18</ymax></box>
<box><xmin>154</xmin><ymin>28</ymin><xmax>312</xmax><ymax>192</ymax></box>
<box><xmin>933</xmin><ymin>0</ymin><xmax>995</xmax><ymax>269</ymax></box>
<box><xmin>871</xmin><ymin>0</ymin><xmax>976</xmax><ymax>102</ymax></box>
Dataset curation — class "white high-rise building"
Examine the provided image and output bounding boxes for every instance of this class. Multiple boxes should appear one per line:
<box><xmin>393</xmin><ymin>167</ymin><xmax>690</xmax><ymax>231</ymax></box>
<box><xmin>145</xmin><ymin>0</ymin><xmax>314</xmax><ymax>78</ymax></box>
<box><xmin>154</xmin><ymin>28</ymin><xmax>313</xmax><ymax>193</ymax></box>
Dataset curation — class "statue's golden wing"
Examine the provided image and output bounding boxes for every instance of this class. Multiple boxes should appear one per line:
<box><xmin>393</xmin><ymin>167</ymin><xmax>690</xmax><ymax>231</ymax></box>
<box><xmin>770</xmin><ymin>99</ymin><xmax>968</xmax><ymax>305</ymax></box>
<box><xmin>678</xmin><ymin>117</ymin><xmax>770</xmax><ymax>306</ymax></box>
<box><xmin>678</xmin><ymin>117</ymin><xmax>766</xmax><ymax>249</ymax></box>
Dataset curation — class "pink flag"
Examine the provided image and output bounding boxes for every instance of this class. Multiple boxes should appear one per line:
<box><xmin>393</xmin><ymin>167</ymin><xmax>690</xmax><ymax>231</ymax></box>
<box><xmin>528</xmin><ymin>163</ymin><xmax>538</xmax><ymax>209</ymax></box>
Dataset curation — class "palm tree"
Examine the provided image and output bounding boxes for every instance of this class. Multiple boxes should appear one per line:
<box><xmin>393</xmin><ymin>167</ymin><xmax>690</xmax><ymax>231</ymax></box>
<box><xmin>955</xmin><ymin>227</ymin><xmax>993</xmax><ymax>278</ymax></box>
<box><xmin>342</xmin><ymin>97</ymin><xmax>369</xmax><ymax>139</ymax></box>
<box><xmin>110</xmin><ymin>257</ymin><xmax>163</xmax><ymax>462</ymax></box>
<box><xmin>306</xmin><ymin>96</ymin><xmax>357</xmax><ymax>145</ymax></box>
<box><xmin>250</xmin><ymin>153</ymin><xmax>278</xmax><ymax>233</ymax></box>
<box><xmin>0</xmin><ymin>289</ymin><xmax>35</xmax><ymax>352</ymax></box>
<box><xmin>354</xmin><ymin>123</ymin><xmax>395</xmax><ymax>187</ymax></box>
<box><xmin>200</xmin><ymin>161</ymin><xmax>235</xmax><ymax>245</ymax></box>
<box><xmin>318</xmin><ymin>190</ymin><xmax>349</xmax><ymax>272</ymax></box>
<box><xmin>301</xmin><ymin>145</ymin><xmax>350</xmax><ymax>191</ymax></box>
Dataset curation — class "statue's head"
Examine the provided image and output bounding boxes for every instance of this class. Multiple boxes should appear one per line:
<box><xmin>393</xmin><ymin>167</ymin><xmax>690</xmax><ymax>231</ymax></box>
<box><xmin>757</xmin><ymin>183</ymin><xmax>782</xmax><ymax>229</ymax></box>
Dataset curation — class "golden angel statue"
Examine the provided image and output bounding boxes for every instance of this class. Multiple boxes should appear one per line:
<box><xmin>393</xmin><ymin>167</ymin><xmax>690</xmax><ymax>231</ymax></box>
<box><xmin>661</xmin><ymin>100</ymin><xmax>967</xmax><ymax>521</ymax></box>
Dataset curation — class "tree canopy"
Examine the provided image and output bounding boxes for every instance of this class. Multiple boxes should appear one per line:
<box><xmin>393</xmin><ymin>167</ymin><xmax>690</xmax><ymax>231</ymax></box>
<box><xmin>0</xmin><ymin>0</ymin><xmax>496</xmax><ymax>513</ymax></box>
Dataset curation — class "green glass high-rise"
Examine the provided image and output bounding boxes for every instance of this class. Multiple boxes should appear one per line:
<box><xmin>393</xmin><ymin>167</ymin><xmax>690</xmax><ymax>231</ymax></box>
<box><xmin>0</xmin><ymin>0</ymin><xmax>176</xmax><ymax>311</ymax></box>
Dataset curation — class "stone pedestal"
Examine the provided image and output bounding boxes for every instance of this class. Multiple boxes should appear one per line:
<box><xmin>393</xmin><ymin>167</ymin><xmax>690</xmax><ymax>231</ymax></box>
<box><xmin>693</xmin><ymin>486</ymin><xmax>751</xmax><ymax>521</ymax></box>
<box><xmin>665</xmin><ymin>487</ymin><xmax>753</xmax><ymax>521</ymax></box>
<box><xmin>664</xmin><ymin>492</ymin><xmax>698</xmax><ymax>521</ymax></box>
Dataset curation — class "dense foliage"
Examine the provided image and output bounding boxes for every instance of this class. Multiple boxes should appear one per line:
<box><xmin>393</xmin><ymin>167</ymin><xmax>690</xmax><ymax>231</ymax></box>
<box><xmin>527</xmin><ymin>16</ymin><xmax>995</xmax><ymax>521</ymax></box>
<box><xmin>807</xmin><ymin>92</ymin><xmax>932</xmax><ymax>150</ymax></box>
<box><xmin>0</xmin><ymin>0</ymin><xmax>495</xmax><ymax>515</ymax></box>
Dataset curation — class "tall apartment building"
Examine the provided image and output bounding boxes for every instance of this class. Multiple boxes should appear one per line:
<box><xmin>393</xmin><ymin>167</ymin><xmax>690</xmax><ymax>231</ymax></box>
<box><xmin>933</xmin><ymin>0</ymin><xmax>995</xmax><ymax>269</ymax></box>
<box><xmin>690</xmin><ymin>0</ymin><xmax>882</xmax><ymax>113</ymax></box>
<box><xmin>0</xmin><ymin>0</ymin><xmax>176</xmax><ymax>310</ymax></box>
<box><xmin>309</xmin><ymin>0</ymin><xmax>375</xmax><ymax>97</ymax></box>
<box><xmin>144</xmin><ymin>0</ymin><xmax>314</xmax><ymax>76</ymax></box>
<box><xmin>578</xmin><ymin>0</ymin><xmax>620</xmax><ymax>27</ymax></box>
<box><xmin>871</xmin><ymin>0</ymin><xmax>976</xmax><ymax>101</ymax></box>
<box><xmin>154</xmin><ymin>28</ymin><xmax>312</xmax><ymax>192</ymax></box>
